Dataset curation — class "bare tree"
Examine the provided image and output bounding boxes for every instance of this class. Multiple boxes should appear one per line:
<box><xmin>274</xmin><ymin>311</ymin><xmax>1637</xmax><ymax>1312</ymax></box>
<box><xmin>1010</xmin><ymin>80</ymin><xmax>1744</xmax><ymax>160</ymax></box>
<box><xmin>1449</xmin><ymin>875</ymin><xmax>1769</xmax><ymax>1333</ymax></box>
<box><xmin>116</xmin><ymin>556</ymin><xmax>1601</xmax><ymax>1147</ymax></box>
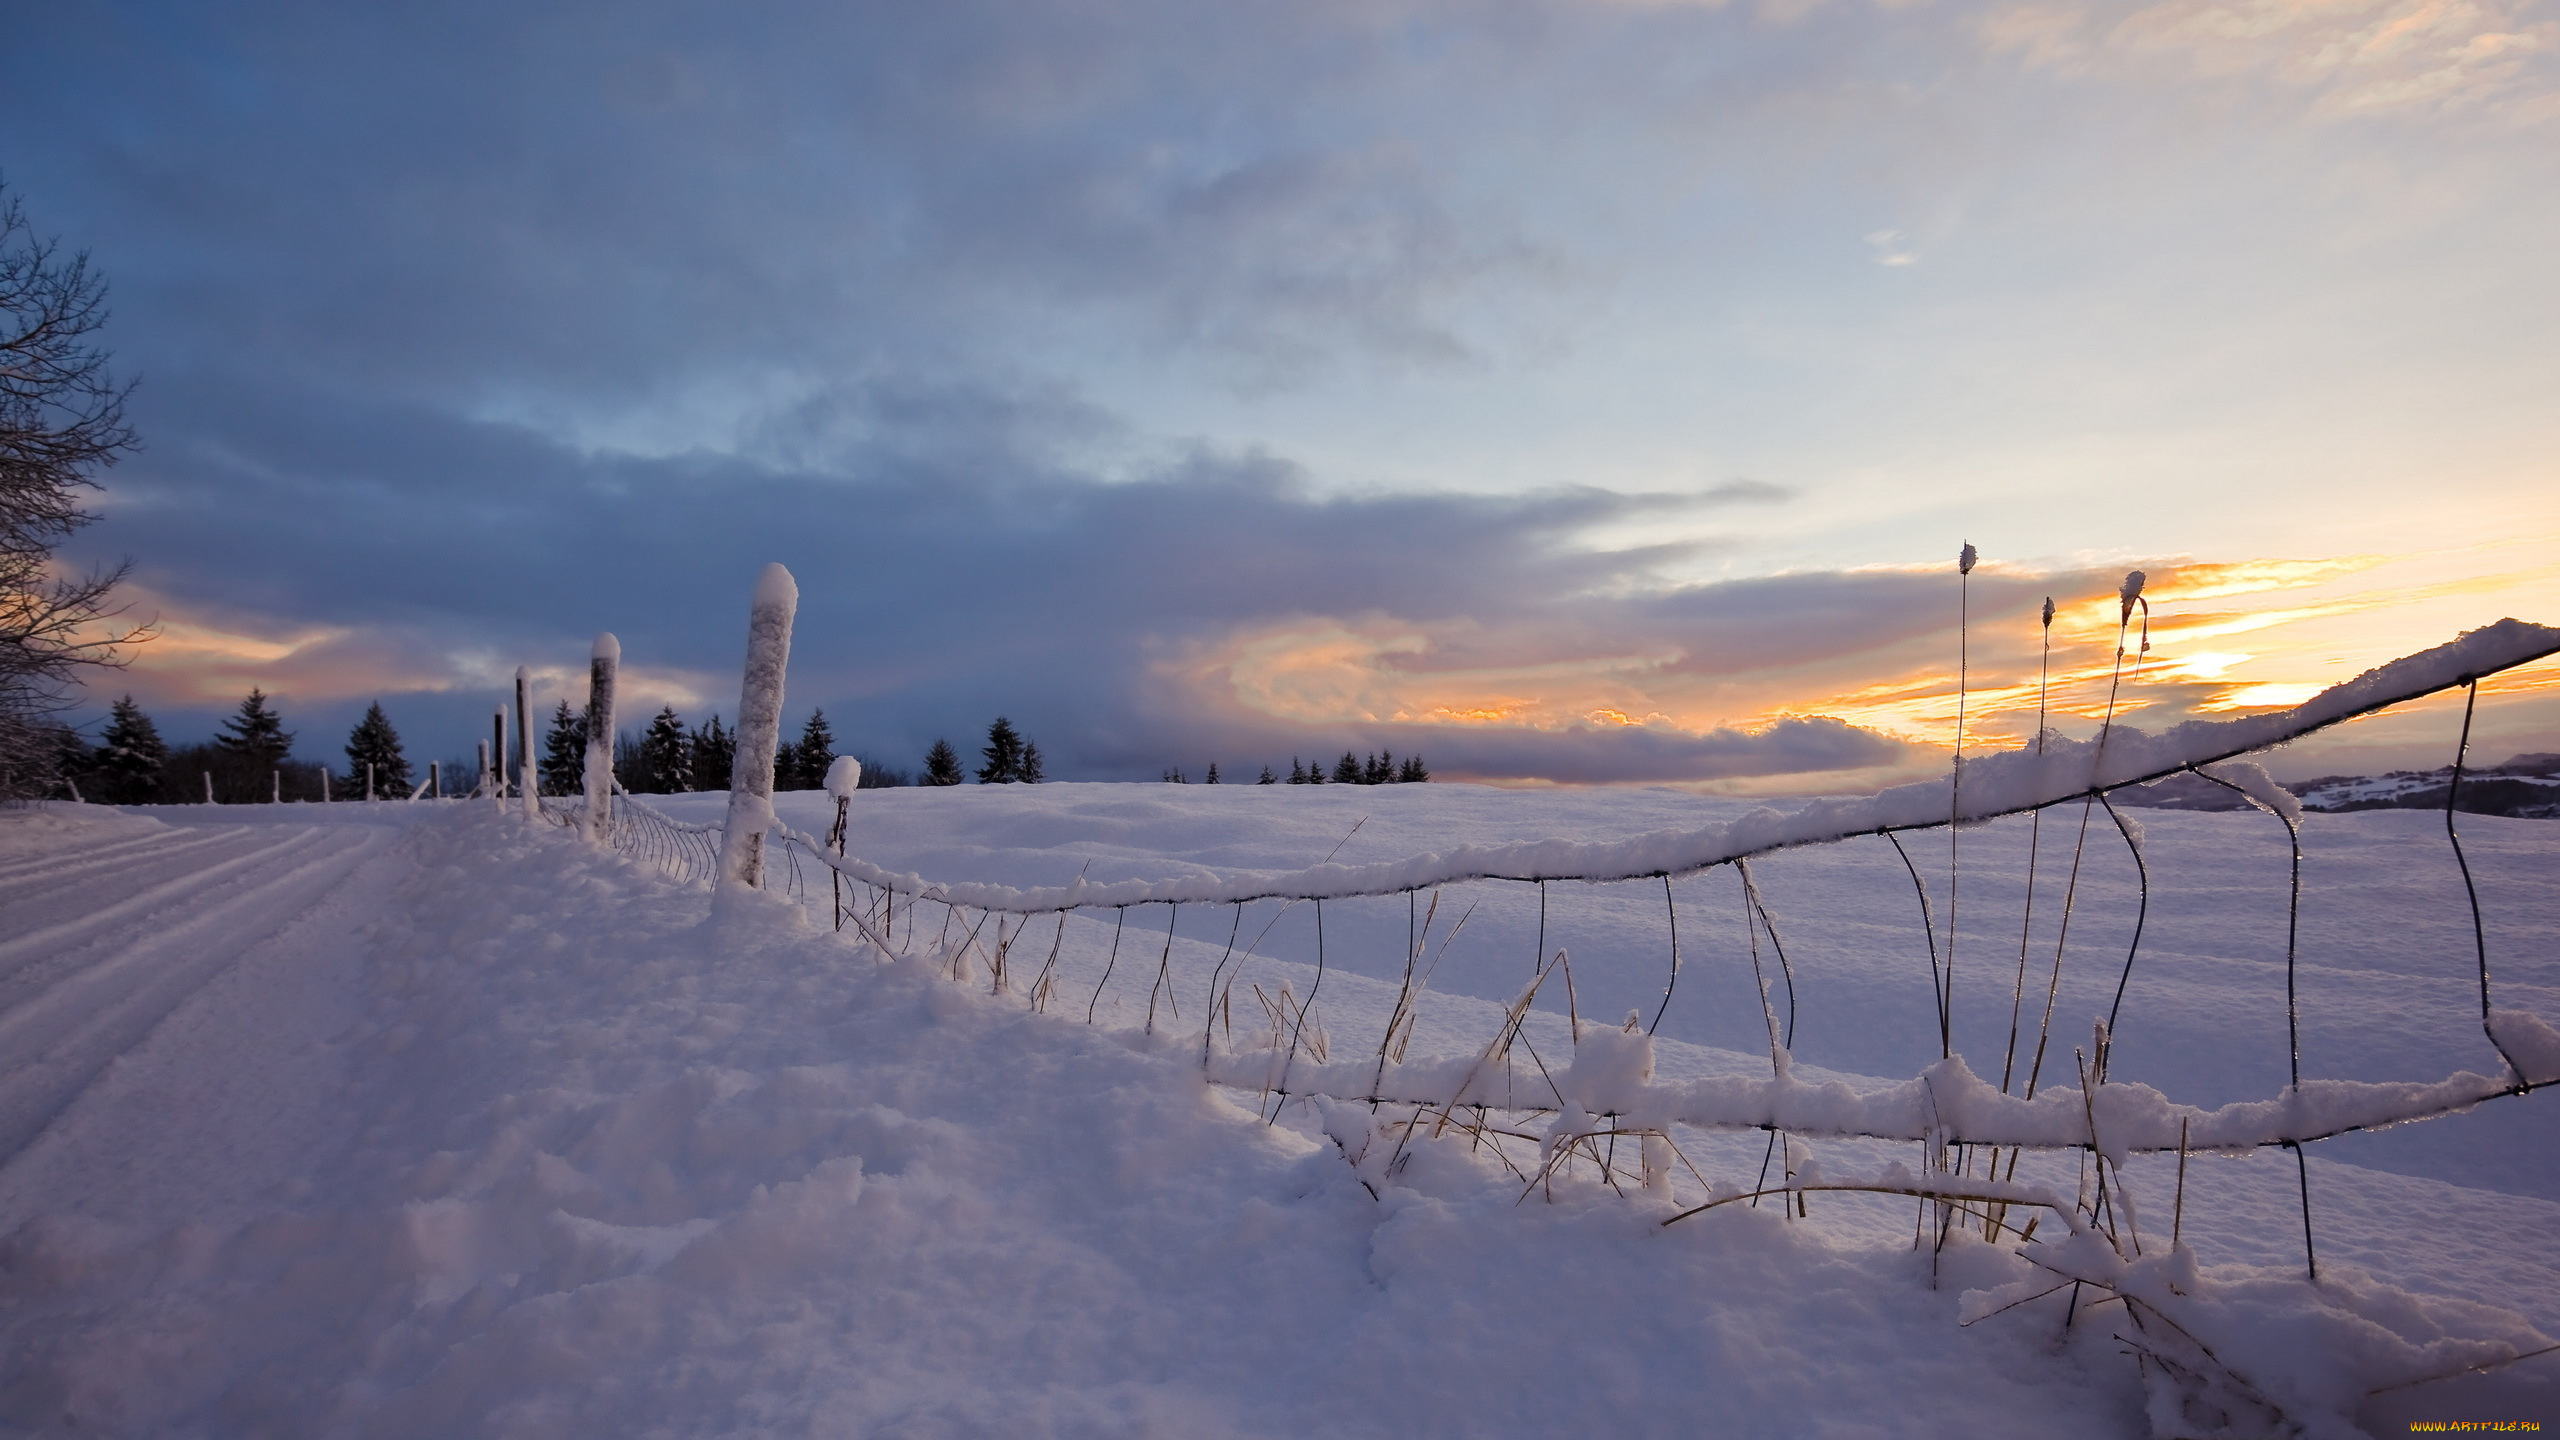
<box><xmin>0</xmin><ymin>180</ymin><xmax>148</xmax><ymax>796</ymax></box>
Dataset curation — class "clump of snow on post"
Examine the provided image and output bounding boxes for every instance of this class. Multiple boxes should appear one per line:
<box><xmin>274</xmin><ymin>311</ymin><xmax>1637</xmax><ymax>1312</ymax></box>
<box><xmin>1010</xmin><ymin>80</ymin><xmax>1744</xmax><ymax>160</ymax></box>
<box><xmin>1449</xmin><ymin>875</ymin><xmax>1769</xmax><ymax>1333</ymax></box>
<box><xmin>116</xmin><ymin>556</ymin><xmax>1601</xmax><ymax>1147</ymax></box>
<box><xmin>719</xmin><ymin>565</ymin><xmax>798</xmax><ymax>890</ymax></box>
<box><xmin>584</xmin><ymin>634</ymin><xmax>620</xmax><ymax>841</ymax></box>
<box><xmin>824</xmin><ymin>755</ymin><xmax>861</xmax><ymax>800</ymax></box>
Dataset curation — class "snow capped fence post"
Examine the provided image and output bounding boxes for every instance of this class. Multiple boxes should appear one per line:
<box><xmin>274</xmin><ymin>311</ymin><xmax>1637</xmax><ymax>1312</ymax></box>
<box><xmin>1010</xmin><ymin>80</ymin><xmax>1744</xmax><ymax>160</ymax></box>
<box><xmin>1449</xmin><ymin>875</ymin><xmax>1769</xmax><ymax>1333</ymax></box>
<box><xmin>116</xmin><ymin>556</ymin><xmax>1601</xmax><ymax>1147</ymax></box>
<box><xmin>825</xmin><ymin>755</ymin><xmax>860</xmax><ymax>930</ymax></box>
<box><xmin>584</xmin><ymin>633</ymin><xmax>620</xmax><ymax>842</ymax></box>
<box><xmin>515</xmin><ymin>667</ymin><xmax>537</xmax><ymax>820</ymax></box>
<box><xmin>825</xmin><ymin>756</ymin><xmax>859</xmax><ymax>846</ymax></box>
<box><xmin>491</xmin><ymin>707</ymin><xmax>507</xmax><ymax>804</ymax></box>
<box><xmin>718</xmin><ymin>564</ymin><xmax>798</xmax><ymax>891</ymax></box>
<box><xmin>477</xmin><ymin>740</ymin><xmax>492</xmax><ymax>800</ymax></box>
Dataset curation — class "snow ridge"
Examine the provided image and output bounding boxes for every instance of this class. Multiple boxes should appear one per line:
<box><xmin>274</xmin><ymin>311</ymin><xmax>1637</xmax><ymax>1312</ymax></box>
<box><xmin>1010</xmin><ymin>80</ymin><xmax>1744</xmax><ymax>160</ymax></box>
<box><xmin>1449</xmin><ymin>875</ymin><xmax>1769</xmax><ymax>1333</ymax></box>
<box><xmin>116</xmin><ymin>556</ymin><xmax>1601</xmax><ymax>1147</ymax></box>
<box><xmin>1222</xmin><ymin>1044</ymin><xmax>2540</xmax><ymax>1158</ymax></box>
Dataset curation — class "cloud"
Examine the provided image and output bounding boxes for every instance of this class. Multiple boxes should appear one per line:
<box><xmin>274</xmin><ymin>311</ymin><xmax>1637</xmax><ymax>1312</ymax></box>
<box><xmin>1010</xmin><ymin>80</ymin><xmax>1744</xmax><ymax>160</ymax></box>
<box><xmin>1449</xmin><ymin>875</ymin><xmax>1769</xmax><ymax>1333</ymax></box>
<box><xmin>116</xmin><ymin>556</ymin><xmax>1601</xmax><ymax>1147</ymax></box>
<box><xmin>7</xmin><ymin>0</ymin><xmax>1575</xmax><ymax>423</ymax></box>
<box><xmin>56</xmin><ymin>360</ymin><xmax>1957</xmax><ymax>780</ymax></box>
<box><xmin>1778</xmin><ymin>545</ymin><xmax>2560</xmax><ymax>749</ymax></box>
<box><xmin>1980</xmin><ymin>0</ymin><xmax>2559</xmax><ymax>116</ymax></box>
<box><xmin>107</xmin><ymin>360</ymin><xmax>2550</xmax><ymax>787</ymax></box>
<box><xmin>9</xmin><ymin>0</ymin><xmax>2552</xmax><ymax>786</ymax></box>
<box><xmin>1864</xmin><ymin>229</ymin><xmax>1920</xmax><ymax>266</ymax></box>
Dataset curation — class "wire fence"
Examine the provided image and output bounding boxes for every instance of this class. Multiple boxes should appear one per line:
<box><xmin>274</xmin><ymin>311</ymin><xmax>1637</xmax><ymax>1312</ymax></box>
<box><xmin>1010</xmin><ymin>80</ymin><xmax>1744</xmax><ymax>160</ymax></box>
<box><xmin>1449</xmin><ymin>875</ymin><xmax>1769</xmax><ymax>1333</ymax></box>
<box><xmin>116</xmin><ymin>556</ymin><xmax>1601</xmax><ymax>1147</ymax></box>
<box><xmin>553</xmin><ymin>611</ymin><xmax>2560</xmax><ymax>1426</ymax></box>
<box><xmin>539</xmin><ymin>787</ymin><xmax>724</xmax><ymax>888</ymax></box>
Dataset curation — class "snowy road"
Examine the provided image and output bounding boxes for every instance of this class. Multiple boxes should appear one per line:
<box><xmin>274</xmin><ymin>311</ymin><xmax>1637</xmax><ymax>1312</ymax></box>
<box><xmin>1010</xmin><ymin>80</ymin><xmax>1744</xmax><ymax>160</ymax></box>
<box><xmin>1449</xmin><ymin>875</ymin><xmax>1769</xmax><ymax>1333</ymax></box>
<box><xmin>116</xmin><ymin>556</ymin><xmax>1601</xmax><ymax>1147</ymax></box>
<box><xmin>0</xmin><ymin>809</ymin><xmax>396</xmax><ymax>1194</ymax></box>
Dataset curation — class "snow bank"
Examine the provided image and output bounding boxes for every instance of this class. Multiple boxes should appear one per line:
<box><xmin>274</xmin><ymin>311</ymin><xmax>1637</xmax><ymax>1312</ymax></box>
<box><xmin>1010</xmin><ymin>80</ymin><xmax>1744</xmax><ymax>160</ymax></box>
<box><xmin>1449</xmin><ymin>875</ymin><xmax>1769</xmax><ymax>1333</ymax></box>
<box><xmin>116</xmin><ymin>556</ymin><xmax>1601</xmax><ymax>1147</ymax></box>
<box><xmin>9</xmin><ymin>751</ymin><xmax>2556</xmax><ymax>1437</ymax></box>
<box><xmin>0</xmin><ymin>808</ymin><xmax>2172</xmax><ymax>1436</ymax></box>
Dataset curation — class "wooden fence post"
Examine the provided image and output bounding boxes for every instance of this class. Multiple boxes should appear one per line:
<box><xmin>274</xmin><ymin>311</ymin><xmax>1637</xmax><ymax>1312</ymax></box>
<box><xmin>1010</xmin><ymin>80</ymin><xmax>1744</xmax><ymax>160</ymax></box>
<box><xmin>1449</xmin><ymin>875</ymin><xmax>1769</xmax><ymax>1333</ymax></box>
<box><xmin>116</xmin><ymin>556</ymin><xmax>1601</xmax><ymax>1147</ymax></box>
<box><xmin>584</xmin><ymin>634</ymin><xmax>619</xmax><ymax>840</ymax></box>
<box><xmin>718</xmin><ymin>564</ymin><xmax>798</xmax><ymax>889</ymax></box>
<box><xmin>825</xmin><ymin>756</ymin><xmax>860</xmax><ymax>929</ymax></box>
<box><xmin>515</xmin><ymin>666</ymin><xmax>537</xmax><ymax>820</ymax></box>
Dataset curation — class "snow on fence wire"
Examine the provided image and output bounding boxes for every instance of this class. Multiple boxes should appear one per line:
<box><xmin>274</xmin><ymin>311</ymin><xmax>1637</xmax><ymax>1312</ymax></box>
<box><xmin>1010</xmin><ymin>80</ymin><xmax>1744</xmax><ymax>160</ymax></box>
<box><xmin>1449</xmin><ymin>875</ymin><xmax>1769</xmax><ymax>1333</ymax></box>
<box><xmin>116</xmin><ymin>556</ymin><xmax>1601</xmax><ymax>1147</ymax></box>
<box><xmin>760</xmin><ymin>614</ymin><xmax>2560</xmax><ymax>1195</ymax></box>
<box><xmin>549</xmin><ymin>565</ymin><xmax>2560</xmax><ymax>1430</ymax></box>
<box><xmin>537</xmin><ymin>787</ymin><xmax>724</xmax><ymax>888</ymax></box>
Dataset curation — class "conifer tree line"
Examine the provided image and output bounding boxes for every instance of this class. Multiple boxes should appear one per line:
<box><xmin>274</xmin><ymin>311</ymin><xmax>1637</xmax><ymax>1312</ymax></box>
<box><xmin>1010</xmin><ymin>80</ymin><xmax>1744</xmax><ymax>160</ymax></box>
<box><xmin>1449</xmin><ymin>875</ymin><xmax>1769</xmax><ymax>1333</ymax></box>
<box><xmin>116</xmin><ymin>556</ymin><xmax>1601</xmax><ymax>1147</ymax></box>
<box><xmin>1162</xmin><ymin>751</ymin><xmax>1428</xmax><ymax>784</ymax></box>
<box><xmin>52</xmin><ymin>689</ymin><xmax>419</xmax><ymax>802</ymax></box>
<box><xmin>52</xmin><ymin>688</ymin><xmax>1426</xmax><ymax>802</ymax></box>
<box><xmin>913</xmin><ymin>717</ymin><xmax>1044</xmax><ymax>787</ymax></box>
<box><xmin>537</xmin><ymin>707</ymin><xmax>1047</xmax><ymax>794</ymax></box>
<box><xmin>561</xmin><ymin>704</ymin><xmax>849</xmax><ymax>796</ymax></box>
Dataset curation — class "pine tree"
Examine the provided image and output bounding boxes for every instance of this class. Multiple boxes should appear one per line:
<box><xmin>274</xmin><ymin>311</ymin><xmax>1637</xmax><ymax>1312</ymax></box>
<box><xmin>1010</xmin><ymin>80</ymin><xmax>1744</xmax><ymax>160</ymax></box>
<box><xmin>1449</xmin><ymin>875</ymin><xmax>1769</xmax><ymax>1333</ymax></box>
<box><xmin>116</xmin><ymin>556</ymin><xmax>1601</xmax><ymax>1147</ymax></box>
<box><xmin>92</xmin><ymin>694</ymin><xmax>166</xmax><ymax>803</ymax></box>
<box><xmin>1397</xmin><ymin>754</ymin><xmax>1430</xmax><ymax>783</ymax></box>
<box><xmin>636</xmin><ymin>706</ymin><xmax>689</xmax><ymax>794</ymax></box>
<box><xmin>924</xmin><ymin>738</ymin><xmax>964</xmax><ymax>786</ymax></box>
<box><xmin>688</xmin><ymin>713</ymin><xmax>734</xmax><ymax>793</ymax></box>
<box><xmin>1289</xmin><ymin>758</ymin><xmax>1308</xmax><ymax>784</ymax></box>
<box><xmin>1332</xmin><ymin>752</ymin><xmax>1362</xmax><ymax>785</ymax></box>
<box><xmin>214</xmin><ymin>689</ymin><xmax>293</xmax><ymax>768</ymax></box>
<box><xmin>977</xmin><ymin>717</ymin><xmax>1027</xmax><ymax>784</ymax></box>
<box><xmin>342</xmin><ymin>702</ymin><xmax>411</xmax><ymax>798</ymax></box>
<box><xmin>1205</xmin><ymin>762</ymin><xmax>1220</xmax><ymax>784</ymax></box>
<box><xmin>1019</xmin><ymin>742</ymin><xmax>1043</xmax><ymax>784</ymax></box>
<box><xmin>1257</xmin><ymin>765</ymin><xmax>1276</xmax><ymax>784</ymax></box>
<box><xmin>540</xmin><ymin>700</ymin><xmax>587</xmax><ymax>795</ymax></box>
<box><xmin>786</xmin><ymin>709</ymin><xmax>836</xmax><ymax>791</ymax></box>
<box><xmin>1363</xmin><ymin>752</ymin><xmax>1391</xmax><ymax>785</ymax></box>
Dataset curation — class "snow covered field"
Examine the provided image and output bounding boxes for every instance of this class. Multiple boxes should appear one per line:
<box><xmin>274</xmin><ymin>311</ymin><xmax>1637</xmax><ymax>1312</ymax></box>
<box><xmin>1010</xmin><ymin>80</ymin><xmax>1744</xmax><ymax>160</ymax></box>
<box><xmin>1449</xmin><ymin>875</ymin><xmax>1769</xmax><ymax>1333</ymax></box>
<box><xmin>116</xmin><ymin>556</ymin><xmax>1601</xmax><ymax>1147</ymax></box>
<box><xmin>1</xmin><ymin>785</ymin><xmax>2554</xmax><ymax>1436</ymax></box>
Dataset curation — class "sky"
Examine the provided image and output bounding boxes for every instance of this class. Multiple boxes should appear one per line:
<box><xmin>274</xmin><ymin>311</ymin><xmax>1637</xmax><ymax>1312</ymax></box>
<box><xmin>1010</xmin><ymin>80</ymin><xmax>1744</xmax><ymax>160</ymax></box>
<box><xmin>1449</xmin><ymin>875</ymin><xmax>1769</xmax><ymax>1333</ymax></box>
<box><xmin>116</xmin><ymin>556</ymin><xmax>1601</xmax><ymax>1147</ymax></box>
<box><xmin>6</xmin><ymin>0</ymin><xmax>2557</xmax><ymax>787</ymax></box>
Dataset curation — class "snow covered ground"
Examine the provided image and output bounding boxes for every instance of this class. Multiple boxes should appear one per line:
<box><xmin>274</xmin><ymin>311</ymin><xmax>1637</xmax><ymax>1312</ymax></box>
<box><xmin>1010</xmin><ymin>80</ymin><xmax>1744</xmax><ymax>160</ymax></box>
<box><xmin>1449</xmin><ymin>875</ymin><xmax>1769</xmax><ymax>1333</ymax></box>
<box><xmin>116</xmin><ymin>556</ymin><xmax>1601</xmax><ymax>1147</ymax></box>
<box><xmin>2</xmin><ymin>785</ymin><xmax>2554</xmax><ymax>1436</ymax></box>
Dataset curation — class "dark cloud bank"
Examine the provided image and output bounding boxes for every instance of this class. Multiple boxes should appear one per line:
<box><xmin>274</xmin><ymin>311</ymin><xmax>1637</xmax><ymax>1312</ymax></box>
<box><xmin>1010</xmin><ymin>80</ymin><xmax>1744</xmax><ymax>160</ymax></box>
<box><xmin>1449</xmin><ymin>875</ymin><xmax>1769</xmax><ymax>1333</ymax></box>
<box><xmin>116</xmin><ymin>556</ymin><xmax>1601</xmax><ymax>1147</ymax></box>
<box><xmin>4</xmin><ymin>0</ymin><xmax>2026</xmax><ymax>780</ymax></box>
<box><xmin>83</xmin><ymin>368</ymin><xmax>1943</xmax><ymax>781</ymax></box>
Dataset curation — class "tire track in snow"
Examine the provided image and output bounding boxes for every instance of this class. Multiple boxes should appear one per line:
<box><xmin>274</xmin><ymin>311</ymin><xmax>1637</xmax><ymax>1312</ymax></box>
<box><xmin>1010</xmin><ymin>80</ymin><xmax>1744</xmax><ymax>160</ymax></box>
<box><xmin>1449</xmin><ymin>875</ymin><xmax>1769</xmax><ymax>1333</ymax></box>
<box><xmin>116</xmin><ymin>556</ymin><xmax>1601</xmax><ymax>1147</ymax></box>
<box><xmin>0</xmin><ymin>822</ymin><xmax>394</xmax><ymax>1166</ymax></box>
<box><xmin>0</xmin><ymin>827</ymin><xmax>332</xmax><ymax>980</ymax></box>
<box><xmin>0</xmin><ymin>825</ymin><xmax>249</xmax><ymax>905</ymax></box>
<box><xmin>0</xmin><ymin>823</ymin><xmax>221</xmax><ymax>882</ymax></box>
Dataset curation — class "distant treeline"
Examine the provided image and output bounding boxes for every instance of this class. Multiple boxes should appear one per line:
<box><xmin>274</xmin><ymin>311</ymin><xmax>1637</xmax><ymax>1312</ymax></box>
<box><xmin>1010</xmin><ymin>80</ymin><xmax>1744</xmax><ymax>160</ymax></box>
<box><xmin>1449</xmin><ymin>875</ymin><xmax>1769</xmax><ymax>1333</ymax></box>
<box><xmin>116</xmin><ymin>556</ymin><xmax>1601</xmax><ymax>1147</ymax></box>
<box><xmin>1162</xmin><ymin>752</ymin><xmax>1428</xmax><ymax>785</ymax></box>
<box><xmin>565</xmin><ymin>710</ymin><xmax>1043</xmax><ymax>794</ymax></box>
<box><xmin>58</xmin><ymin>691</ymin><xmax>419</xmax><ymax>803</ymax></box>
<box><xmin>50</xmin><ymin>690</ymin><xmax>1430</xmax><ymax>802</ymax></box>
